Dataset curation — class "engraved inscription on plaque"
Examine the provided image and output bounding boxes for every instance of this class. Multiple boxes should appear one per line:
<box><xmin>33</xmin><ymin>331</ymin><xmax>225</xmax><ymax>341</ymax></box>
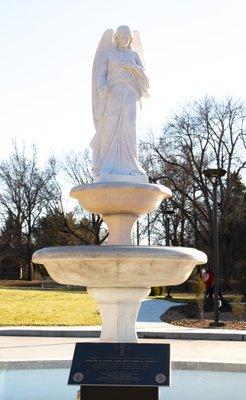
<box><xmin>68</xmin><ymin>343</ymin><xmax>171</xmax><ymax>387</ymax></box>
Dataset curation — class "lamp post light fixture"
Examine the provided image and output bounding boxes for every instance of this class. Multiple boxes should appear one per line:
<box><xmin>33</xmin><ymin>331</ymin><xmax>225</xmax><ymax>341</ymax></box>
<box><xmin>203</xmin><ymin>168</ymin><xmax>227</xmax><ymax>327</ymax></box>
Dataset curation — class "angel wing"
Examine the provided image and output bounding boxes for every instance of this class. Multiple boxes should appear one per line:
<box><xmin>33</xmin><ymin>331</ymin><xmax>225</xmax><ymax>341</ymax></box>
<box><xmin>131</xmin><ymin>31</ymin><xmax>150</xmax><ymax>98</ymax></box>
<box><xmin>132</xmin><ymin>31</ymin><xmax>145</xmax><ymax>67</ymax></box>
<box><xmin>92</xmin><ymin>29</ymin><xmax>114</xmax><ymax>128</ymax></box>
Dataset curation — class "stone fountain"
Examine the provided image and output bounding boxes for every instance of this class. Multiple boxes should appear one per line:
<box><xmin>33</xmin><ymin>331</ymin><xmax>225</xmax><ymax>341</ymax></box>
<box><xmin>33</xmin><ymin>25</ymin><xmax>207</xmax><ymax>343</ymax></box>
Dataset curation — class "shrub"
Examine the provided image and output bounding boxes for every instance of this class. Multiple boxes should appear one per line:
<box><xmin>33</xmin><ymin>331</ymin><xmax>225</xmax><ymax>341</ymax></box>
<box><xmin>192</xmin><ymin>274</ymin><xmax>205</xmax><ymax>319</ymax></box>
<box><xmin>232</xmin><ymin>296</ymin><xmax>245</xmax><ymax>320</ymax></box>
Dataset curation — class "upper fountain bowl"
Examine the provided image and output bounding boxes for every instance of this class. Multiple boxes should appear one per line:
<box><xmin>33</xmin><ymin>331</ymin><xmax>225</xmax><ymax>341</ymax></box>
<box><xmin>70</xmin><ymin>182</ymin><xmax>172</xmax><ymax>216</ymax></box>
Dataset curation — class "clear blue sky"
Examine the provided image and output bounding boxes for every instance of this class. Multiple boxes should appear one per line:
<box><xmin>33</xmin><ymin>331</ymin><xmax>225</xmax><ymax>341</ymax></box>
<box><xmin>1</xmin><ymin>0</ymin><xmax>246</xmax><ymax>162</ymax></box>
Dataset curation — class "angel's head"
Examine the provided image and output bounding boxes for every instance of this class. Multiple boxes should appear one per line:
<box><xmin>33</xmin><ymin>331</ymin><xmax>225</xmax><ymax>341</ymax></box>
<box><xmin>114</xmin><ymin>25</ymin><xmax>132</xmax><ymax>50</ymax></box>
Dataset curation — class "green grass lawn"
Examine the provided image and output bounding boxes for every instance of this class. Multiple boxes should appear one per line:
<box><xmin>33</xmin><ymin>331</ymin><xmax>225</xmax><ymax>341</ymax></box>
<box><xmin>0</xmin><ymin>288</ymin><xmax>101</xmax><ymax>326</ymax></box>
<box><xmin>149</xmin><ymin>293</ymin><xmax>197</xmax><ymax>303</ymax></box>
<box><xmin>149</xmin><ymin>292</ymin><xmax>237</xmax><ymax>303</ymax></box>
<box><xmin>0</xmin><ymin>287</ymin><xmax>239</xmax><ymax>326</ymax></box>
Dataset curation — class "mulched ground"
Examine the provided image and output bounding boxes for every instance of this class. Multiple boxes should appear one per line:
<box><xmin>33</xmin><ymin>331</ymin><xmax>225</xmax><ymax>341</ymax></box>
<box><xmin>161</xmin><ymin>302</ymin><xmax>246</xmax><ymax>330</ymax></box>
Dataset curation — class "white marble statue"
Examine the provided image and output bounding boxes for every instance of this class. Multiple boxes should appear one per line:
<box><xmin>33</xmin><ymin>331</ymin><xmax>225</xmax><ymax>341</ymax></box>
<box><xmin>90</xmin><ymin>26</ymin><xmax>149</xmax><ymax>182</ymax></box>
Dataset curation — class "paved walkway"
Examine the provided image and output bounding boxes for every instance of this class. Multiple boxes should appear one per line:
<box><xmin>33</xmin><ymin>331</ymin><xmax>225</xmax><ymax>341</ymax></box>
<box><xmin>0</xmin><ymin>336</ymin><xmax>246</xmax><ymax>372</ymax></box>
<box><xmin>137</xmin><ymin>299</ymin><xmax>178</xmax><ymax>322</ymax></box>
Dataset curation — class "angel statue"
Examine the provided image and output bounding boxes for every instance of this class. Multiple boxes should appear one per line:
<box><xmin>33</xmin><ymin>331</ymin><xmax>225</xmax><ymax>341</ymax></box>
<box><xmin>90</xmin><ymin>25</ymin><xmax>149</xmax><ymax>183</ymax></box>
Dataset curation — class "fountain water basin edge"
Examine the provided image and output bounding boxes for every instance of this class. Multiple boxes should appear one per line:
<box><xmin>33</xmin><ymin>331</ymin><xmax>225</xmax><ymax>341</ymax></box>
<box><xmin>33</xmin><ymin>245</ymin><xmax>207</xmax><ymax>342</ymax></box>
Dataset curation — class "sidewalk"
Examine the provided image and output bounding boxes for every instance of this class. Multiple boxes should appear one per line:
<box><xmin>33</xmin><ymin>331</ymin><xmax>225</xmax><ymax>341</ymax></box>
<box><xmin>1</xmin><ymin>336</ymin><xmax>246</xmax><ymax>371</ymax></box>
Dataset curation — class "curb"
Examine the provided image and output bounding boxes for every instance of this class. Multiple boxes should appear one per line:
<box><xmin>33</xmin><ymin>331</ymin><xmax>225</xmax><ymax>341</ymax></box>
<box><xmin>138</xmin><ymin>331</ymin><xmax>246</xmax><ymax>341</ymax></box>
<box><xmin>0</xmin><ymin>328</ymin><xmax>245</xmax><ymax>341</ymax></box>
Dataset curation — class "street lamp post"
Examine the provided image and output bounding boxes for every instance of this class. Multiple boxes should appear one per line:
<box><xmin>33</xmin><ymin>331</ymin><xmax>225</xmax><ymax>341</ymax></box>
<box><xmin>165</xmin><ymin>210</ymin><xmax>175</xmax><ymax>246</ymax></box>
<box><xmin>147</xmin><ymin>213</ymin><xmax>151</xmax><ymax>246</ymax></box>
<box><xmin>203</xmin><ymin>168</ymin><xmax>227</xmax><ymax>327</ymax></box>
<box><xmin>136</xmin><ymin>220</ymin><xmax>140</xmax><ymax>245</ymax></box>
<box><xmin>164</xmin><ymin>209</ymin><xmax>175</xmax><ymax>299</ymax></box>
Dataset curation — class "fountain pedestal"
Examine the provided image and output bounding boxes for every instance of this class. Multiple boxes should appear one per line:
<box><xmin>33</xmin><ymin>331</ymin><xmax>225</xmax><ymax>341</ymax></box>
<box><xmin>102</xmin><ymin>214</ymin><xmax>138</xmax><ymax>245</ymax></box>
<box><xmin>88</xmin><ymin>287</ymin><xmax>150</xmax><ymax>342</ymax></box>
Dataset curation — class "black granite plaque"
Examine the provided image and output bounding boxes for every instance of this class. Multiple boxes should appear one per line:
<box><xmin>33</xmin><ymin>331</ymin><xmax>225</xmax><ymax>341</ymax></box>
<box><xmin>68</xmin><ymin>343</ymin><xmax>170</xmax><ymax>387</ymax></box>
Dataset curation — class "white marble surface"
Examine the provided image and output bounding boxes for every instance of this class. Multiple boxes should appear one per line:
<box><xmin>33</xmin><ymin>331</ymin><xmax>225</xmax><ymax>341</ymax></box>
<box><xmin>33</xmin><ymin>245</ymin><xmax>207</xmax><ymax>342</ymax></box>
<box><xmin>88</xmin><ymin>287</ymin><xmax>150</xmax><ymax>342</ymax></box>
<box><xmin>33</xmin><ymin>245</ymin><xmax>207</xmax><ymax>288</ymax></box>
<box><xmin>70</xmin><ymin>182</ymin><xmax>172</xmax><ymax>245</ymax></box>
<box><xmin>94</xmin><ymin>174</ymin><xmax>149</xmax><ymax>183</ymax></box>
<box><xmin>90</xmin><ymin>26</ymin><xmax>149</xmax><ymax>182</ymax></box>
<box><xmin>103</xmin><ymin>213</ymin><xmax>138</xmax><ymax>245</ymax></box>
<box><xmin>70</xmin><ymin>182</ymin><xmax>172</xmax><ymax>216</ymax></box>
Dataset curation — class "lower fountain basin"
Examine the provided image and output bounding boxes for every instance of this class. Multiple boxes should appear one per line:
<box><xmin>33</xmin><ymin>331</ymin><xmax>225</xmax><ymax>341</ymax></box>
<box><xmin>33</xmin><ymin>245</ymin><xmax>207</xmax><ymax>288</ymax></box>
<box><xmin>33</xmin><ymin>245</ymin><xmax>207</xmax><ymax>342</ymax></box>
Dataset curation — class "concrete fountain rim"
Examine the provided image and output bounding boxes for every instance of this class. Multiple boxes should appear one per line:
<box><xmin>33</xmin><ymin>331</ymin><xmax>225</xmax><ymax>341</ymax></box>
<box><xmin>33</xmin><ymin>245</ymin><xmax>207</xmax><ymax>264</ymax></box>
<box><xmin>70</xmin><ymin>181</ymin><xmax>172</xmax><ymax>195</ymax></box>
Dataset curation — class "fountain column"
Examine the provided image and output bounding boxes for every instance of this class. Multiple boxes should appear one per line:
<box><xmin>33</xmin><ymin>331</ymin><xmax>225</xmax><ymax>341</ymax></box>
<box><xmin>88</xmin><ymin>288</ymin><xmax>150</xmax><ymax>342</ymax></box>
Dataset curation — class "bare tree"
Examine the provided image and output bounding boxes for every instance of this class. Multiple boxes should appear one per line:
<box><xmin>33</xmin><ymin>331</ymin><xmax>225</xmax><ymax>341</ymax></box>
<box><xmin>38</xmin><ymin>184</ymin><xmax>100</xmax><ymax>246</ymax></box>
<box><xmin>141</xmin><ymin>97</ymin><xmax>246</xmax><ymax>284</ymax></box>
<box><xmin>0</xmin><ymin>143</ymin><xmax>59</xmax><ymax>280</ymax></box>
<box><xmin>62</xmin><ymin>149</ymin><xmax>108</xmax><ymax>244</ymax></box>
<box><xmin>63</xmin><ymin>149</ymin><xmax>93</xmax><ymax>185</ymax></box>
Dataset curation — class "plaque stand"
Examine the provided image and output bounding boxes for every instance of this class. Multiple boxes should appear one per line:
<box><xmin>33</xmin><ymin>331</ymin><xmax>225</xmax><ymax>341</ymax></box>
<box><xmin>81</xmin><ymin>386</ymin><xmax>159</xmax><ymax>400</ymax></box>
